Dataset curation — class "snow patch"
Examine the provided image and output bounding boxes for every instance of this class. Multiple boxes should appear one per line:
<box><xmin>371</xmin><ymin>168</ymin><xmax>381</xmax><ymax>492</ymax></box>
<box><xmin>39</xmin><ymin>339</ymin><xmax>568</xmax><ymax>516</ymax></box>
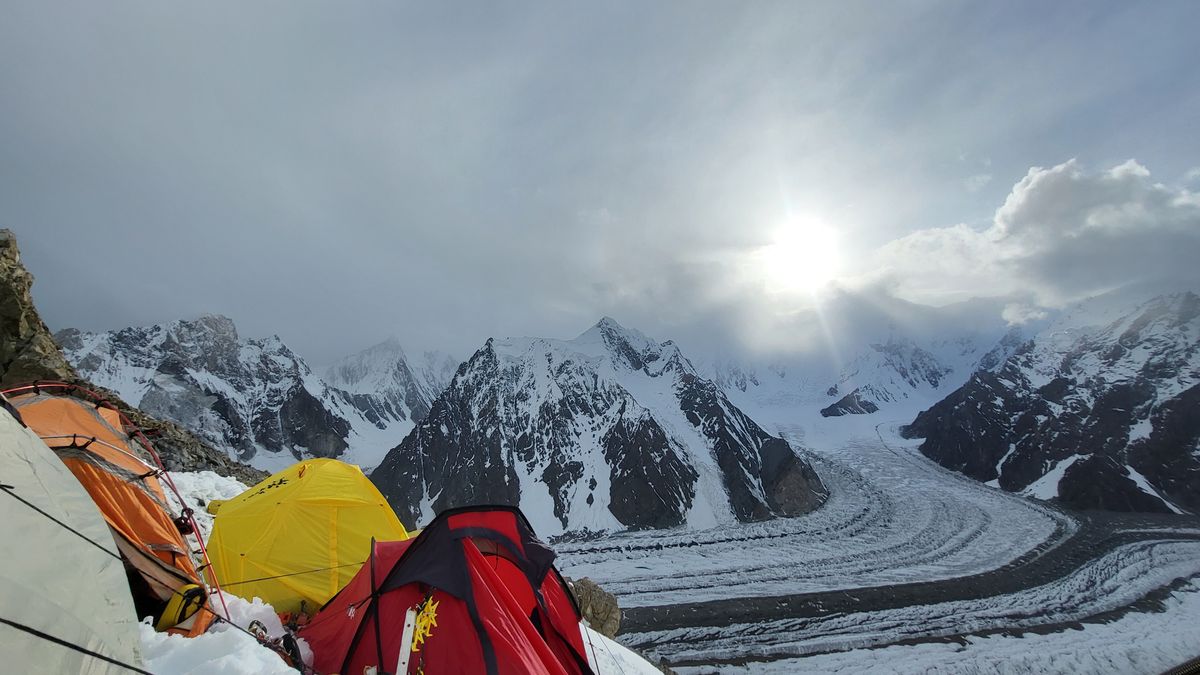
<box><xmin>1022</xmin><ymin>454</ymin><xmax>1086</xmax><ymax>501</ymax></box>
<box><xmin>1125</xmin><ymin>464</ymin><xmax>1183</xmax><ymax>514</ymax></box>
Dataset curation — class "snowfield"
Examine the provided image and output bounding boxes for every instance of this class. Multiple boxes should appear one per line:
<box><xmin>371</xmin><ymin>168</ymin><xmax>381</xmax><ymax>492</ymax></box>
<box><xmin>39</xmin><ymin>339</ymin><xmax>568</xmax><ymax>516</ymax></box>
<box><xmin>557</xmin><ymin>429</ymin><xmax>1069</xmax><ymax>608</ymax></box>
<box><xmin>630</xmin><ymin>540</ymin><xmax>1200</xmax><ymax>667</ymax></box>
<box><xmin>697</xmin><ymin>579</ymin><xmax>1200</xmax><ymax>674</ymax></box>
<box><xmin>556</xmin><ymin>417</ymin><xmax>1200</xmax><ymax>673</ymax></box>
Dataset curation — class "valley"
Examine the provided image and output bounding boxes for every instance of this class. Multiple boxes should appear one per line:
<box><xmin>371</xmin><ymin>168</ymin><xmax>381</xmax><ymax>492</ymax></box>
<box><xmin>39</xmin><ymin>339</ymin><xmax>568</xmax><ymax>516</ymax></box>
<box><xmin>556</xmin><ymin>420</ymin><xmax>1200</xmax><ymax>671</ymax></box>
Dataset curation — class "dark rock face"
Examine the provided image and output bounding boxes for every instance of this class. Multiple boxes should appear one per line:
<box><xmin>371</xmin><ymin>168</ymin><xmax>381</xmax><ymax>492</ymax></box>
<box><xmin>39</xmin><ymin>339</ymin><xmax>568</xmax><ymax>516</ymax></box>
<box><xmin>905</xmin><ymin>293</ymin><xmax>1200</xmax><ymax>514</ymax></box>
<box><xmin>58</xmin><ymin>318</ymin><xmax>354</xmax><ymax>464</ymax></box>
<box><xmin>0</xmin><ymin>230</ymin><xmax>76</xmax><ymax>385</ymax></box>
<box><xmin>675</xmin><ymin>371</ymin><xmax>822</xmax><ymax>520</ymax></box>
<box><xmin>759</xmin><ymin>441</ymin><xmax>828</xmax><ymax>515</ymax></box>
<box><xmin>601</xmin><ymin>403</ymin><xmax>697</xmax><ymax>529</ymax></box>
<box><xmin>820</xmin><ymin>388</ymin><xmax>880</xmax><ymax>417</ymax></box>
<box><xmin>372</xmin><ymin>319</ymin><xmax>826</xmax><ymax>532</ymax></box>
<box><xmin>0</xmin><ymin>229</ymin><xmax>264</xmax><ymax>484</ymax></box>
<box><xmin>373</xmin><ymin>342</ymin><xmax>523</xmax><ymax>528</ymax></box>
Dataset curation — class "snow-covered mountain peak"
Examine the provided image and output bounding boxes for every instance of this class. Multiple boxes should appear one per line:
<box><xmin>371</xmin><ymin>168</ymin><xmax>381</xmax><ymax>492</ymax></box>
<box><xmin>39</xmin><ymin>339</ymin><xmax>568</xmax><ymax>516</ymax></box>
<box><xmin>571</xmin><ymin>316</ymin><xmax>665</xmax><ymax>370</ymax></box>
<box><xmin>324</xmin><ymin>338</ymin><xmax>410</xmax><ymax>392</ymax></box>
<box><xmin>488</xmin><ymin>318</ymin><xmax>690</xmax><ymax>382</ymax></box>
<box><xmin>908</xmin><ymin>290</ymin><xmax>1200</xmax><ymax>514</ymax></box>
<box><xmin>58</xmin><ymin>317</ymin><xmax>459</xmax><ymax>473</ymax></box>
<box><xmin>371</xmin><ymin>319</ymin><xmax>826</xmax><ymax>534</ymax></box>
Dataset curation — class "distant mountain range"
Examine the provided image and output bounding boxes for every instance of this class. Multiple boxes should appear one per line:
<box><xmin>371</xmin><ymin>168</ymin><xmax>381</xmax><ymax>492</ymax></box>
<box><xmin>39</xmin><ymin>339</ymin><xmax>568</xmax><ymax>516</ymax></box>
<box><xmin>55</xmin><ymin>287</ymin><xmax>1200</xmax><ymax>525</ymax></box>
<box><xmin>703</xmin><ymin>296</ymin><xmax>1031</xmax><ymax>432</ymax></box>
<box><xmin>57</xmin><ymin>316</ymin><xmax>455</xmax><ymax>472</ymax></box>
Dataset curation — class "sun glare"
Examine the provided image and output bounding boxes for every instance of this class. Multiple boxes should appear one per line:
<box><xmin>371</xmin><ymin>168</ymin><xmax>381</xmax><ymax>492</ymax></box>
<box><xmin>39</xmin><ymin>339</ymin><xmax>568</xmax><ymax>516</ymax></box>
<box><xmin>759</xmin><ymin>219</ymin><xmax>842</xmax><ymax>293</ymax></box>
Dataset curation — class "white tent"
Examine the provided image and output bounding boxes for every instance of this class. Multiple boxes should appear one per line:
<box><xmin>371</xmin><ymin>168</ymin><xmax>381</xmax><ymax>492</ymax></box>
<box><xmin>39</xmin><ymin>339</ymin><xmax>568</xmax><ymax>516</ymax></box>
<box><xmin>0</xmin><ymin>401</ymin><xmax>144</xmax><ymax>674</ymax></box>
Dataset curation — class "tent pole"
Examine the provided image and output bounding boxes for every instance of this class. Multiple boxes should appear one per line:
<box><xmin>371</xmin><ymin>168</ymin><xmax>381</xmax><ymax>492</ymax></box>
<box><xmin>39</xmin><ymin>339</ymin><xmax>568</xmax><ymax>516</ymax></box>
<box><xmin>369</xmin><ymin>538</ymin><xmax>388</xmax><ymax>674</ymax></box>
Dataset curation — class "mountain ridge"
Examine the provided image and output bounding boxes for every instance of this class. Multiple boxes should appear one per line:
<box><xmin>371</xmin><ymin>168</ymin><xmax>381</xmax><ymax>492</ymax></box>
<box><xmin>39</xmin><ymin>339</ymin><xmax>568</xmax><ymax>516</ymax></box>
<box><xmin>904</xmin><ymin>291</ymin><xmax>1200</xmax><ymax>513</ymax></box>
<box><xmin>370</xmin><ymin>317</ymin><xmax>827</xmax><ymax>534</ymax></box>
<box><xmin>57</xmin><ymin>315</ymin><xmax>455</xmax><ymax>472</ymax></box>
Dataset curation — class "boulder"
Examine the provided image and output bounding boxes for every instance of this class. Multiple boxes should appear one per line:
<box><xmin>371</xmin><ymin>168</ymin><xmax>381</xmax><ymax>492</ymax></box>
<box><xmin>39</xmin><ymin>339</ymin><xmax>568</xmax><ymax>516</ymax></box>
<box><xmin>566</xmin><ymin>576</ymin><xmax>620</xmax><ymax>638</ymax></box>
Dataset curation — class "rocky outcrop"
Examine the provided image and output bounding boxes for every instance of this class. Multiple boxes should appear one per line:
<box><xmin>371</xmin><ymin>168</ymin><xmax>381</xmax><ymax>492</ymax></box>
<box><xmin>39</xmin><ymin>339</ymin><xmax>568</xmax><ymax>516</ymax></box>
<box><xmin>819</xmin><ymin>388</ymin><xmax>880</xmax><ymax>417</ymax></box>
<box><xmin>0</xmin><ymin>229</ymin><xmax>264</xmax><ymax>485</ymax></box>
<box><xmin>566</xmin><ymin>577</ymin><xmax>620</xmax><ymax>638</ymax></box>
<box><xmin>905</xmin><ymin>293</ymin><xmax>1200</xmax><ymax>514</ymax></box>
<box><xmin>0</xmin><ymin>230</ymin><xmax>75</xmax><ymax>385</ymax></box>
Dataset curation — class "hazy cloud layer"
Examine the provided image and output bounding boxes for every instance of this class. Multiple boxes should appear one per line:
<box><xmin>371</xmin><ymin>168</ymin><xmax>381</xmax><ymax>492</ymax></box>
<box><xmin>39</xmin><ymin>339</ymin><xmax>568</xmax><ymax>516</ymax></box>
<box><xmin>870</xmin><ymin>160</ymin><xmax>1200</xmax><ymax>308</ymax></box>
<box><xmin>2</xmin><ymin>2</ymin><xmax>1198</xmax><ymax>361</ymax></box>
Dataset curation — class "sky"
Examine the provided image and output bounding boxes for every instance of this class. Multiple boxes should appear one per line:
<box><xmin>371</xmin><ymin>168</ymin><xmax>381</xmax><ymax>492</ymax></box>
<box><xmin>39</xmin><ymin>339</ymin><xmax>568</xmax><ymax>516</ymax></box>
<box><xmin>2</xmin><ymin>1</ymin><xmax>1199</xmax><ymax>364</ymax></box>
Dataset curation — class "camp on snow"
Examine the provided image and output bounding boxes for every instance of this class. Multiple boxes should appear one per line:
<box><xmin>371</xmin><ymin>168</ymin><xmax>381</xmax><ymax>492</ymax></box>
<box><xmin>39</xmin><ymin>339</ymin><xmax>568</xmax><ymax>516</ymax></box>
<box><xmin>1</xmin><ymin>382</ymin><xmax>600</xmax><ymax>674</ymax></box>
<box><xmin>300</xmin><ymin>505</ymin><xmax>593</xmax><ymax>675</ymax></box>
<box><xmin>0</xmin><ymin>394</ymin><xmax>146</xmax><ymax>674</ymax></box>
<box><xmin>206</xmin><ymin>457</ymin><xmax>410</xmax><ymax>615</ymax></box>
<box><xmin>5</xmin><ymin>383</ymin><xmax>215</xmax><ymax>637</ymax></box>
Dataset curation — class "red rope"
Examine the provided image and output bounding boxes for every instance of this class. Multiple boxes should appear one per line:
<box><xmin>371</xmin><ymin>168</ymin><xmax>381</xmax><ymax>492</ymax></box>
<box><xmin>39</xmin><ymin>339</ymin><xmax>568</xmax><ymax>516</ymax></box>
<box><xmin>2</xmin><ymin>381</ymin><xmax>233</xmax><ymax>621</ymax></box>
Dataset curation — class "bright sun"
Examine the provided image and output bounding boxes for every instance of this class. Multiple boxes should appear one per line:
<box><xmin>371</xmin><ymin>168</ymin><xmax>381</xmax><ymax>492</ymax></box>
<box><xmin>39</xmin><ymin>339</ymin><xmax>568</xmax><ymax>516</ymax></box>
<box><xmin>759</xmin><ymin>220</ymin><xmax>842</xmax><ymax>293</ymax></box>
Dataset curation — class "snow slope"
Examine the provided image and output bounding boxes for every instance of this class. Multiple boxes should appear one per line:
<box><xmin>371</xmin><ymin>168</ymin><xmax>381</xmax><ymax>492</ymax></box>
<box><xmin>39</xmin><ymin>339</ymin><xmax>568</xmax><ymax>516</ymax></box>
<box><xmin>703</xmin><ymin>293</ymin><xmax>1031</xmax><ymax>422</ymax></box>
<box><xmin>692</xmin><ymin>579</ymin><xmax>1200</xmax><ymax>674</ymax></box>
<box><xmin>558</xmin><ymin>428</ymin><xmax>1065</xmax><ymax>608</ymax></box>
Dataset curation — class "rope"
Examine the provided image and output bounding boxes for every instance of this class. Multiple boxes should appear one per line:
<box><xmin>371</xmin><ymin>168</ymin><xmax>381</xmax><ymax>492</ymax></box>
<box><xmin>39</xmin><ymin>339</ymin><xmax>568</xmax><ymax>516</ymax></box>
<box><xmin>3</xmin><ymin>382</ymin><xmax>233</xmax><ymax>620</ymax></box>
<box><xmin>1</xmin><ymin>481</ymin><xmax>306</xmax><ymax>672</ymax></box>
<box><xmin>584</xmin><ymin>624</ymin><xmax>629</xmax><ymax>675</ymax></box>
<box><xmin>0</xmin><ymin>616</ymin><xmax>154</xmax><ymax>675</ymax></box>
<box><xmin>0</xmin><ymin>485</ymin><xmax>123</xmax><ymax>561</ymax></box>
<box><xmin>582</xmin><ymin>624</ymin><xmax>602</xmax><ymax>671</ymax></box>
<box><xmin>219</xmin><ymin>560</ymin><xmax>367</xmax><ymax>588</ymax></box>
<box><xmin>599</xmin><ymin>633</ymin><xmax>630</xmax><ymax>675</ymax></box>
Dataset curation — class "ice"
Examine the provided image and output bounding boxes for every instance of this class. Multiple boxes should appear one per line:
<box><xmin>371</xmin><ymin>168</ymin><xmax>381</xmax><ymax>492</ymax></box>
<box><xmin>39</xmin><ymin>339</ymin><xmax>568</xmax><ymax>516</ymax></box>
<box><xmin>677</xmin><ymin>579</ymin><xmax>1200</xmax><ymax>674</ymax></box>
<box><xmin>558</xmin><ymin>425</ymin><xmax>1066</xmax><ymax>609</ymax></box>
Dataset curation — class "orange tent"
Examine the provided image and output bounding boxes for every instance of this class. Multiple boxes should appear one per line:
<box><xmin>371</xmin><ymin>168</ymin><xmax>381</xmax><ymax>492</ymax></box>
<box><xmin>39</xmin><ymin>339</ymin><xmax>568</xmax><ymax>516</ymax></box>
<box><xmin>6</xmin><ymin>383</ymin><xmax>215</xmax><ymax>636</ymax></box>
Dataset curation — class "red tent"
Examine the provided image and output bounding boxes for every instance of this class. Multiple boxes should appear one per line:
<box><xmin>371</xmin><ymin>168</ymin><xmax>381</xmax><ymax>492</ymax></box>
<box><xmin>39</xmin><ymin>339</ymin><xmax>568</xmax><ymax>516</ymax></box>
<box><xmin>299</xmin><ymin>506</ymin><xmax>594</xmax><ymax>675</ymax></box>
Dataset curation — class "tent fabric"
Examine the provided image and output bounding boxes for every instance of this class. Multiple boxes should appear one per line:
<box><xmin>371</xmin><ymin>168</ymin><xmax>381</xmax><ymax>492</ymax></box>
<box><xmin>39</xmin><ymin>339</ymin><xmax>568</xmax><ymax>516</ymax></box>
<box><xmin>207</xmin><ymin>458</ymin><xmax>409</xmax><ymax>615</ymax></box>
<box><xmin>0</xmin><ymin>401</ymin><xmax>145</xmax><ymax>674</ymax></box>
<box><xmin>8</xmin><ymin>388</ymin><xmax>214</xmax><ymax>637</ymax></box>
<box><xmin>299</xmin><ymin>505</ymin><xmax>593</xmax><ymax>675</ymax></box>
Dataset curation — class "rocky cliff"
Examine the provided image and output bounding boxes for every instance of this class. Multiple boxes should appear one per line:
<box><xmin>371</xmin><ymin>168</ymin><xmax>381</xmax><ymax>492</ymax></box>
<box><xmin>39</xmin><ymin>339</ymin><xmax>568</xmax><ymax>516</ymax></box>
<box><xmin>0</xmin><ymin>229</ymin><xmax>264</xmax><ymax>484</ymax></box>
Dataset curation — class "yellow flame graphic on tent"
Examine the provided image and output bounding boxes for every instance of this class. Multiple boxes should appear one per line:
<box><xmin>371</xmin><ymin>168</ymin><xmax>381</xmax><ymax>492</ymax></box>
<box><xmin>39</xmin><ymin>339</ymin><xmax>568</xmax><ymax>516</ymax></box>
<box><xmin>411</xmin><ymin>598</ymin><xmax>438</xmax><ymax>652</ymax></box>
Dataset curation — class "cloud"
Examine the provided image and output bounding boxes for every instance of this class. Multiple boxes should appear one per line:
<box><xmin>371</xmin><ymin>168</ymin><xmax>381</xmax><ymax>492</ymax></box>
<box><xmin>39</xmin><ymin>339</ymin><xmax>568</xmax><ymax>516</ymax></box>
<box><xmin>964</xmin><ymin>173</ymin><xmax>993</xmax><ymax>192</ymax></box>
<box><xmin>869</xmin><ymin>159</ymin><xmax>1200</xmax><ymax>307</ymax></box>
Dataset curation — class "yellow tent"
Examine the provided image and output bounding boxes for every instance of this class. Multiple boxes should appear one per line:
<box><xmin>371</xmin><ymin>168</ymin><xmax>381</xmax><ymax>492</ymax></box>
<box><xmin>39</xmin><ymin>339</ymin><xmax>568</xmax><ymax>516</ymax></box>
<box><xmin>207</xmin><ymin>459</ymin><xmax>408</xmax><ymax>614</ymax></box>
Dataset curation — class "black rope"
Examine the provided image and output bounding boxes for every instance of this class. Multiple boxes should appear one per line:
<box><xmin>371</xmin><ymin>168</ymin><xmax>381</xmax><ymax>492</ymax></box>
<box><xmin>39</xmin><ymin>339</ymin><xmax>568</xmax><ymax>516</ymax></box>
<box><xmin>0</xmin><ymin>616</ymin><xmax>154</xmax><ymax>675</ymax></box>
<box><xmin>2</xmin><ymin>482</ymin><xmax>312</xmax><ymax>672</ymax></box>
<box><xmin>0</xmin><ymin>485</ymin><xmax>122</xmax><ymax>561</ymax></box>
<box><xmin>218</xmin><ymin>560</ymin><xmax>367</xmax><ymax>588</ymax></box>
